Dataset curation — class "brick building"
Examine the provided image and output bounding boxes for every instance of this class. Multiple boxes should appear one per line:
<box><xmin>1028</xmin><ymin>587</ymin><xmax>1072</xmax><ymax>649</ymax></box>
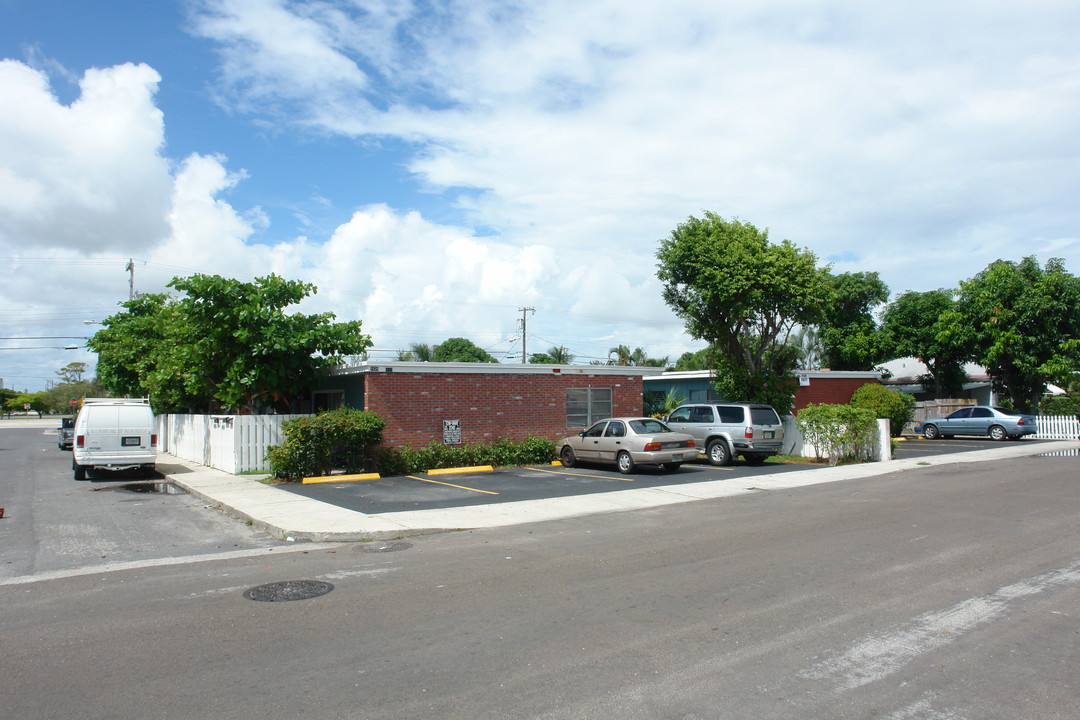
<box><xmin>317</xmin><ymin>362</ymin><xmax>665</xmax><ymax>448</ymax></box>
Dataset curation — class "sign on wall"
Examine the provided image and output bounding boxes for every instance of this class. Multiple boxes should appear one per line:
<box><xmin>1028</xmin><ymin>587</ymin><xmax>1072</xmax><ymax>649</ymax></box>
<box><xmin>443</xmin><ymin>419</ymin><xmax>462</xmax><ymax>445</ymax></box>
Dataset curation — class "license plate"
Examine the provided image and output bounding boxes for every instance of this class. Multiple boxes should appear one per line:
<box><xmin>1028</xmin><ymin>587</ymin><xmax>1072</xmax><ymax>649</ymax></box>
<box><xmin>764</xmin><ymin>431</ymin><xmax>774</xmax><ymax>439</ymax></box>
<box><xmin>671</xmin><ymin>453</ymin><xmax>683</xmax><ymax>462</ymax></box>
<box><xmin>122</xmin><ymin>436</ymin><xmax>141</xmax><ymax>446</ymax></box>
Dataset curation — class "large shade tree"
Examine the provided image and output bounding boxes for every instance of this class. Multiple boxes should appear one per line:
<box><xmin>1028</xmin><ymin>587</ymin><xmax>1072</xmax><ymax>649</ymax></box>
<box><xmin>656</xmin><ymin>213</ymin><xmax>831</xmax><ymax>414</ymax></box>
<box><xmin>881</xmin><ymin>289</ymin><xmax>969</xmax><ymax>398</ymax></box>
<box><xmin>819</xmin><ymin>271</ymin><xmax>890</xmax><ymax>370</ymax></box>
<box><xmin>951</xmin><ymin>256</ymin><xmax>1080</xmax><ymax>412</ymax></box>
<box><xmin>88</xmin><ymin>274</ymin><xmax>372</xmax><ymax>413</ymax></box>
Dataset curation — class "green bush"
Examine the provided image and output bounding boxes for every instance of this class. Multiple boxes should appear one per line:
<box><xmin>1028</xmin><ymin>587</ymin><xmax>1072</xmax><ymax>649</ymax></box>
<box><xmin>850</xmin><ymin>383</ymin><xmax>915</xmax><ymax>437</ymax></box>
<box><xmin>375</xmin><ymin>435</ymin><xmax>557</xmax><ymax>476</ymax></box>
<box><xmin>1039</xmin><ymin>394</ymin><xmax>1080</xmax><ymax>417</ymax></box>
<box><xmin>795</xmin><ymin>403</ymin><xmax>878</xmax><ymax>465</ymax></box>
<box><xmin>266</xmin><ymin>408</ymin><xmax>386</xmax><ymax>481</ymax></box>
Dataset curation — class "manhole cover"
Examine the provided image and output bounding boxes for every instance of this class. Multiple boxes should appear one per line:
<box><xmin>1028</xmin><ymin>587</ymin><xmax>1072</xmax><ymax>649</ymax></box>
<box><xmin>357</xmin><ymin>541</ymin><xmax>413</xmax><ymax>553</ymax></box>
<box><xmin>243</xmin><ymin>580</ymin><xmax>334</xmax><ymax>602</ymax></box>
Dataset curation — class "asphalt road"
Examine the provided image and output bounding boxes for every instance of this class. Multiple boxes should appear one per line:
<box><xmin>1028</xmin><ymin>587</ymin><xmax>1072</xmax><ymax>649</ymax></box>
<box><xmin>2</xmin><ymin>444</ymin><xmax>1078</xmax><ymax>719</ymax></box>
<box><xmin>0</xmin><ymin>422</ymin><xmax>290</xmax><ymax>578</ymax></box>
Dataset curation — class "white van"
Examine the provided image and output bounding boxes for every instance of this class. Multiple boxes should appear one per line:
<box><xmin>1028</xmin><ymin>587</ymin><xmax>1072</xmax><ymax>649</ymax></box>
<box><xmin>72</xmin><ymin>398</ymin><xmax>157</xmax><ymax>480</ymax></box>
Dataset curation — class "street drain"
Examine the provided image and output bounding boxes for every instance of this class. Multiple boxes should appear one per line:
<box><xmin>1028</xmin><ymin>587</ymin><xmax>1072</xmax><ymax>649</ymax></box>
<box><xmin>243</xmin><ymin>580</ymin><xmax>335</xmax><ymax>602</ymax></box>
<box><xmin>357</xmin><ymin>541</ymin><xmax>413</xmax><ymax>553</ymax></box>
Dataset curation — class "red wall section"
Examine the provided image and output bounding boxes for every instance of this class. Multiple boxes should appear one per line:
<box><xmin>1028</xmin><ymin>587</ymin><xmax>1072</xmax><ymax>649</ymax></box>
<box><xmin>793</xmin><ymin>378</ymin><xmax>878</xmax><ymax>413</ymax></box>
<box><xmin>364</xmin><ymin>371</ymin><xmax>644</xmax><ymax>447</ymax></box>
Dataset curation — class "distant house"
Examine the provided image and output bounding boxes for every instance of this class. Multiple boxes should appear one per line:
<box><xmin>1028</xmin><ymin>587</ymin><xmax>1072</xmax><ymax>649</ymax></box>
<box><xmin>878</xmin><ymin>358</ymin><xmax>997</xmax><ymax>405</ymax></box>
<box><xmin>316</xmin><ymin>361</ymin><xmax>665</xmax><ymax>447</ymax></box>
<box><xmin>644</xmin><ymin>369</ymin><xmax>883</xmax><ymax>415</ymax></box>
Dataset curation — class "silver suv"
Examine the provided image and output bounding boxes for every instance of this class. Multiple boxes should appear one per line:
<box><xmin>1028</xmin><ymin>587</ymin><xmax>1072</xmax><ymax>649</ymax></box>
<box><xmin>665</xmin><ymin>403</ymin><xmax>785</xmax><ymax>466</ymax></box>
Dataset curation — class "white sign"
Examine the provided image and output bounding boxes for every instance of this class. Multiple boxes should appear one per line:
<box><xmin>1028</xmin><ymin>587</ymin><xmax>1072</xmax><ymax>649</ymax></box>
<box><xmin>443</xmin><ymin>419</ymin><xmax>462</xmax><ymax>445</ymax></box>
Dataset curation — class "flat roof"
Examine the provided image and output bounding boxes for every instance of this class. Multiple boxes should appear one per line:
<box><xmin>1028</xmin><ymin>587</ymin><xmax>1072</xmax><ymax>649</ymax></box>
<box><xmin>646</xmin><ymin>369</ymin><xmax>883</xmax><ymax>382</ymax></box>
<box><xmin>328</xmin><ymin>361</ymin><xmax>667</xmax><ymax>377</ymax></box>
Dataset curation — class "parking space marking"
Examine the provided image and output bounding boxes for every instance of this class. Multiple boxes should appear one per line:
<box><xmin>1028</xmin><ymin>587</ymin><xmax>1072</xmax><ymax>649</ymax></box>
<box><xmin>407</xmin><ymin>475</ymin><xmax>499</xmax><ymax>495</ymax></box>
<box><xmin>528</xmin><ymin>466</ymin><xmax>636</xmax><ymax>481</ymax></box>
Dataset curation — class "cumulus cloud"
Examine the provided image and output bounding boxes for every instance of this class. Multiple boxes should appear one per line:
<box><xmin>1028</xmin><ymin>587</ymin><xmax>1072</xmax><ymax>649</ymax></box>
<box><xmin>4</xmin><ymin>1</ymin><xmax>1080</xmax><ymax>388</ymax></box>
<box><xmin>0</xmin><ymin>60</ymin><xmax>173</xmax><ymax>254</ymax></box>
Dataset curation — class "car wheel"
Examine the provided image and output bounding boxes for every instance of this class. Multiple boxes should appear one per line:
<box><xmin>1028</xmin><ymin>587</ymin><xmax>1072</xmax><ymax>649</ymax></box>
<box><xmin>73</xmin><ymin>461</ymin><xmax>86</xmax><ymax>481</ymax></box>
<box><xmin>707</xmin><ymin>439</ymin><xmax>732</xmax><ymax>466</ymax></box>
<box><xmin>616</xmin><ymin>450</ymin><xmax>635</xmax><ymax>474</ymax></box>
<box><xmin>989</xmin><ymin>425</ymin><xmax>1007</xmax><ymax>441</ymax></box>
<box><xmin>560</xmin><ymin>446</ymin><xmax>576</xmax><ymax>468</ymax></box>
<box><xmin>743</xmin><ymin>454</ymin><xmax>767</xmax><ymax>465</ymax></box>
<box><xmin>662</xmin><ymin>462</ymin><xmax>682</xmax><ymax>472</ymax></box>
<box><xmin>922</xmin><ymin>424</ymin><xmax>940</xmax><ymax>440</ymax></box>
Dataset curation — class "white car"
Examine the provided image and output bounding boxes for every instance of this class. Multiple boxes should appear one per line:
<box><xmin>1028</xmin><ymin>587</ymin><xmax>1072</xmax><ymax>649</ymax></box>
<box><xmin>557</xmin><ymin>417</ymin><xmax>696</xmax><ymax>474</ymax></box>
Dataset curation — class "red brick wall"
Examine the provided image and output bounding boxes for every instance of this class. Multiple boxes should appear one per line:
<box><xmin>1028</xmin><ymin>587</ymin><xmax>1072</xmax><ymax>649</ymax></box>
<box><xmin>364</xmin><ymin>371</ymin><xmax>644</xmax><ymax>447</ymax></box>
<box><xmin>793</xmin><ymin>378</ymin><xmax>879</xmax><ymax>413</ymax></box>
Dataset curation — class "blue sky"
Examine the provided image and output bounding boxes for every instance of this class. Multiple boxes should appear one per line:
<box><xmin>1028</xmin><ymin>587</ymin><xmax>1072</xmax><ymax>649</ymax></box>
<box><xmin>2</xmin><ymin>0</ymin><xmax>1079</xmax><ymax>391</ymax></box>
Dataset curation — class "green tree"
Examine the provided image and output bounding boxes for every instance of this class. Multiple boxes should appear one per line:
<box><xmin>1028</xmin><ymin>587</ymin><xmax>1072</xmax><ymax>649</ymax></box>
<box><xmin>881</xmin><ymin>289</ymin><xmax>969</xmax><ymax>398</ymax></box>
<box><xmin>399</xmin><ymin>342</ymin><xmax>434</xmax><ymax>361</ymax></box>
<box><xmin>656</xmin><ymin>213</ymin><xmax>831</xmax><ymax>414</ymax></box>
<box><xmin>88</xmin><ymin>274</ymin><xmax>372</xmax><ymax>413</ymax></box>
<box><xmin>952</xmin><ymin>257</ymin><xmax>1080</xmax><ymax>412</ymax></box>
<box><xmin>529</xmin><ymin>345</ymin><xmax>575</xmax><ymax>364</ymax></box>
<box><xmin>432</xmin><ymin>337</ymin><xmax>499</xmax><ymax>363</ymax></box>
<box><xmin>672</xmin><ymin>348</ymin><xmax>713</xmax><ymax>371</ymax></box>
<box><xmin>607</xmin><ymin>345</ymin><xmax>666</xmax><ymax>367</ymax></box>
<box><xmin>56</xmin><ymin>361</ymin><xmax>89</xmax><ymax>384</ymax></box>
<box><xmin>819</xmin><ymin>271</ymin><xmax>890</xmax><ymax>370</ymax></box>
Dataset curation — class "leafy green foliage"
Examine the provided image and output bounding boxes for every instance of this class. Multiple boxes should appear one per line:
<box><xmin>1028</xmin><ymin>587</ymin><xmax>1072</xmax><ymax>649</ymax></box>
<box><xmin>952</xmin><ymin>257</ymin><xmax>1080</xmax><ymax>412</ymax></box>
<box><xmin>881</xmin><ymin>289</ymin><xmax>969</xmax><ymax>397</ymax></box>
<box><xmin>849</xmin><ymin>383</ymin><xmax>915</xmax><ymax>437</ymax></box>
<box><xmin>88</xmin><ymin>274</ymin><xmax>372</xmax><ymax>413</ymax></box>
<box><xmin>375</xmin><ymin>436</ymin><xmax>557</xmax><ymax>476</ymax></box>
<box><xmin>657</xmin><ymin>213</ymin><xmax>831</xmax><ymax>415</ymax></box>
<box><xmin>795</xmin><ymin>403</ymin><xmax>878</xmax><ymax>464</ymax></box>
<box><xmin>432</xmin><ymin>337</ymin><xmax>499</xmax><ymax>363</ymax></box>
<box><xmin>266</xmin><ymin>408</ymin><xmax>386</xmax><ymax>480</ymax></box>
<box><xmin>819</xmin><ymin>271</ymin><xmax>890</xmax><ymax>370</ymax></box>
<box><xmin>529</xmin><ymin>345</ymin><xmax>576</xmax><ymax>364</ymax></box>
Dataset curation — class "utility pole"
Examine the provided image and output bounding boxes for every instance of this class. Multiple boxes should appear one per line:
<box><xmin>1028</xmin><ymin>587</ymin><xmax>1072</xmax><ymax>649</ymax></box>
<box><xmin>125</xmin><ymin>258</ymin><xmax>135</xmax><ymax>301</ymax></box>
<box><xmin>517</xmin><ymin>307</ymin><xmax>535</xmax><ymax>363</ymax></box>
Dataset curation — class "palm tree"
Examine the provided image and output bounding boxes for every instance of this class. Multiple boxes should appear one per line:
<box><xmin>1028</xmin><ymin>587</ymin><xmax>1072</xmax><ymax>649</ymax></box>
<box><xmin>409</xmin><ymin>342</ymin><xmax>434</xmax><ymax>362</ymax></box>
<box><xmin>548</xmin><ymin>345</ymin><xmax>575</xmax><ymax>364</ymax></box>
<box><xmin>608</xmin><ymin>345</ymin><xmax>633</xmax><ymax>365</ymax></box>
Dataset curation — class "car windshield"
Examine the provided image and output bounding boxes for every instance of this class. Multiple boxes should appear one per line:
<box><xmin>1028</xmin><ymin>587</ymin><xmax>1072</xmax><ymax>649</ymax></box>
<box><xmin>992</xmin><ymin>407</ymin><xmax>1022</xmax><ymax>416</ymax></box>
<box><xmin>629</xmin><ymin>419</ymin><xmax>671</xmax><ymax>434</ymax></box>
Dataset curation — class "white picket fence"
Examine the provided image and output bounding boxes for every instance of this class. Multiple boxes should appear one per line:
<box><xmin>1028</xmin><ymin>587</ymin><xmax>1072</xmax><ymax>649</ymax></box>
<box><xmin>1035</xmin><ymin>414</ymin><xmax>1080</xmax><ymax>439</ymax></box>
<box><xmin>157</xmin><ymin>414</ymin><xmax>307</xmax><ymax>474</ymax></box>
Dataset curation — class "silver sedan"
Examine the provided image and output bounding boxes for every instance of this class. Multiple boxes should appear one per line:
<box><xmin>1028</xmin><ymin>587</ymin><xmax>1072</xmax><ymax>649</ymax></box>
<box><xmin>916</xmin><ymin>406</ymin><xmax>1038</xmax><ymax>441</ymax></box>
<box><xmin>557</xmin><ymin>417</ymin><xmax>697</xmax><ymax>474</ymax></box>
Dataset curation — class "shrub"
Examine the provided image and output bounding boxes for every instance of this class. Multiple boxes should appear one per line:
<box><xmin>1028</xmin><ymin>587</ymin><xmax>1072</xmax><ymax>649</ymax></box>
<box><xmin>1039</xmin><ymin>394</ymin><xmax>1080</xmax><ymax>417</ymax></box>
<box><xmin>266</xmin><ymin>408</ymin><xmax>386</xmax><ymax>481</ymax></box>
<box><xmin>850</xmin><ymin>383</ymin><xmax>915</xmax><ymax>437</ymax></box>
<box><xmin>795</xmin><ymin>403</ymin><xmax>877</xmax><ymax>465</ymax></box>
<box><xmin>374</xmin><ymin>435</ymin><xmax>557</xmax><ymax>475</ymax></box>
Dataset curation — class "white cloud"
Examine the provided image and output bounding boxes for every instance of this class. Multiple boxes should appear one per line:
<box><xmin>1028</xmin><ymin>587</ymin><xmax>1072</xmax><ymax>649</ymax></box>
<box><xmin>5</xmin><ymin>1</ymin><xmax>1080</xmax><ymax>389</ymax></box>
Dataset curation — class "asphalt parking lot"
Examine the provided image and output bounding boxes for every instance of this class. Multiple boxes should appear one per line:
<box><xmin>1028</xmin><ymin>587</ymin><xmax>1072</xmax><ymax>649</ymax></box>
<box><xmin>281</xmin><ymin>457</ymin><xmax>822</xmax><ymax>514</ymax></box>
<box><xmin>892</xmin><ymin>436</ymin><xmax>1051</xmax><ymax>460</ymax></box>
<box><xmin>281</xmin><ymin>437</ymin><xmax>1061</xmax><ymax>515</ymax></box>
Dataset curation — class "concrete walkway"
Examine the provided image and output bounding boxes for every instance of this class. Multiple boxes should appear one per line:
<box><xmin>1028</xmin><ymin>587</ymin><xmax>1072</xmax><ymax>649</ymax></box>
<box><xmin>160</xmin><ymin>439</ymin><xmax>1080</xmax><ymax>542</ymax></box>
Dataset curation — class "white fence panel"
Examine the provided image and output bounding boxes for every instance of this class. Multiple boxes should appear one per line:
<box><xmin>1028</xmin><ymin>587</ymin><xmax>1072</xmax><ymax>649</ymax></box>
<box><xmin>1036</xmin><ymin>415</ymin><xmax>1079</xmax><ymax>440</ymax></box>
<box><xmin>159</xmin><ymin>414</ymin><xmax>310</xmax><ymax>474</ymax></box>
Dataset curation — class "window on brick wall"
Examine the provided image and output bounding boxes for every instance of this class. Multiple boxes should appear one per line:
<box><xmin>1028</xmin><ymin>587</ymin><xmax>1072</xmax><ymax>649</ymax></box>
<box><xmin>566</xmin><ymin>387</ymin><xmax>613</xmax><ymax>427</ymax></box>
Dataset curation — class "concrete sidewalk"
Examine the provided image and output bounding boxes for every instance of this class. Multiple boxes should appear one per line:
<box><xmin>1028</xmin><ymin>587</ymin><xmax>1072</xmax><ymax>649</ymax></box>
<box><xmin>160</xmin><ymin>439</ymin><xmax>1080</xmax><ymax>542</ymax></box>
